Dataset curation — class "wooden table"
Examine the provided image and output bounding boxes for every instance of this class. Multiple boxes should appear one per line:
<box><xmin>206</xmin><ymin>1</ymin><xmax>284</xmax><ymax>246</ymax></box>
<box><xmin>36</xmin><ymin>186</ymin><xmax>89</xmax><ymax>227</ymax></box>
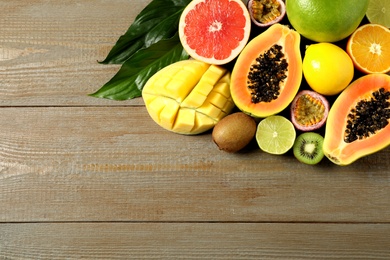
<box><xmin>1</xmin><ymin>1</ymin><xmax>389</xmax><ymax>259</ymax></box>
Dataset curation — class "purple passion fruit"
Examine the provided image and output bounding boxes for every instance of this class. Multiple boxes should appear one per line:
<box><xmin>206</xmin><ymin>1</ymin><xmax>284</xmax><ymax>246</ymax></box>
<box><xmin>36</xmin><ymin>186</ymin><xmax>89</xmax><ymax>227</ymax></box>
<box><xmin>290</xmin><ymin>90</ymin><xmax>329</xmax><ymax>131</ymax></box>
<box><xmin>248</xmin><ymin>0</ymin><xmax>286</xmax><ymax>27</ymax></box>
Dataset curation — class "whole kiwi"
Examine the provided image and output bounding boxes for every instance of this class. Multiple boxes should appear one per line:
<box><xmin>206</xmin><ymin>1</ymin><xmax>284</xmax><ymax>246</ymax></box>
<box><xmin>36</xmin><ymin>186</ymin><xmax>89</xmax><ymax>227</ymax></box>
<box><xmin>212</xmin><ymin>112</ymin><xmax>257</xmax><ymax>153</ymax></box>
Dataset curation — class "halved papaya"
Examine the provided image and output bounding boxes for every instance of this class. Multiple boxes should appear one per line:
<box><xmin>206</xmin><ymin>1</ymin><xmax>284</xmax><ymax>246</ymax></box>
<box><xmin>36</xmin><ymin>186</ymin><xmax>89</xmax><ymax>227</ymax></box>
<box><xmin>323</xmin><ymin>73</ymin><xmax>390</xmax><ymax>165</ymax></box>
<box><xmin>230</xmin><ymin>23</ymin><xmax>302</xmax><ymax>117</ymax></box>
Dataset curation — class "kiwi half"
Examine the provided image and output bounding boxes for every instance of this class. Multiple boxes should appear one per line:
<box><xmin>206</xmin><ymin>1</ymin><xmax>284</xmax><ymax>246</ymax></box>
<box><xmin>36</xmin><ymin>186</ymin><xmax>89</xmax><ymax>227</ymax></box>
<box><xmin>293</xmin><ymin>132</ymin><xmax>324</xmax><ymax>165</ymax></box>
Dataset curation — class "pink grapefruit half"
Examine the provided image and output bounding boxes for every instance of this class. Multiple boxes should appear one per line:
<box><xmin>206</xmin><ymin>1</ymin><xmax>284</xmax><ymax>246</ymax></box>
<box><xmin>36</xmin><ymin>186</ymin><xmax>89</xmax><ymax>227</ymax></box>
<box><xmin>179</xmin><ymin>0</ymin><xmax>251</xmax><ymax>65</ymax></box>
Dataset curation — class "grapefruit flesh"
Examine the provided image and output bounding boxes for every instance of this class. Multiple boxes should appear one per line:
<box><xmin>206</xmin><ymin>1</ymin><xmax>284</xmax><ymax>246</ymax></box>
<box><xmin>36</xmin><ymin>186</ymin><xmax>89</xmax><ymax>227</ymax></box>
<box><xmin>179</xmin><ymin>0</ymin><xmax>251</xmax><ymax>65</ymax></box>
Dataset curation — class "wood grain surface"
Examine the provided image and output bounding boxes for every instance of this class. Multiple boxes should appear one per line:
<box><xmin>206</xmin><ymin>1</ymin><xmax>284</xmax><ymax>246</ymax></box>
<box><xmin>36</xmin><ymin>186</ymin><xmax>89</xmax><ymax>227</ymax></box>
<box><xmin>0</xmin><ymin>1</ymin><xmax>389</xmax><ymax>259</ymax></box>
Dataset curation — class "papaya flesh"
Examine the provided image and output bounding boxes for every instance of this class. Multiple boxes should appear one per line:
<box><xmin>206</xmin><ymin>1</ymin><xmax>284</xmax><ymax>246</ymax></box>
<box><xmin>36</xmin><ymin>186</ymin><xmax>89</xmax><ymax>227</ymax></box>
<box><xmin>142</xmin><ymin>60</ymin><xmax>235</xmax><ymax>135</ymax></box>
<box><xmin>230</xmin><ymin>23</ymin><xmax>302</xmax><ymax>118</ymax></box>
<box><xmin>323</xmin><ymin>74</ymin><xmax>390</xmax><ymax>165</ymax></box>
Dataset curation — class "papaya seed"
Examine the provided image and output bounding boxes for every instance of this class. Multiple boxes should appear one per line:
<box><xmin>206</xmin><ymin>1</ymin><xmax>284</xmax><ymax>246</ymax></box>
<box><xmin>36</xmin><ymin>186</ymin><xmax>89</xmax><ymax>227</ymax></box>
<box><xmin>247</xmin><ymin>44</ymin><xmax>288</xmax><ymax>104</ymax></box>
<box><xmin>344</xmin><ymin>87</ymin><xmax>390</xmax><ymax>143</ymax></box>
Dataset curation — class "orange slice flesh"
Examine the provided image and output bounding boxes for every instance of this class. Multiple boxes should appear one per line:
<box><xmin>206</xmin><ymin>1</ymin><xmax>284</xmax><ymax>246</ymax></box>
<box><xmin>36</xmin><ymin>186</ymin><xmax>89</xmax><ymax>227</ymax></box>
<box><xmin>347</xmin><ymin>23</ymin><xmax>390</xmax><ymax>74</ymax></box>
<box><xmin>179</xmin><ymin>0</ymin><xmax>251</xmax><ymax>65</ymax></box>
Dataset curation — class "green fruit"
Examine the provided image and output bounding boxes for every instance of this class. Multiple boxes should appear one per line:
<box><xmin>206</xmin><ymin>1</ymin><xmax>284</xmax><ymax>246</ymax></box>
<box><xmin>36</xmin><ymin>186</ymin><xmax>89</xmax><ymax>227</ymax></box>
<box><xmin>366</xmin><ymin>0</ymin><xmax>390</xmax><ymax>28</ymax></box>
<box><xmin>256</xmin><ymin>115</ymin><xmax>296</xmax><ymax>155</ymax></box>
<box><xmin>286</xmin><ymin>0</ymin><xmax>369</xmax><ymax>43</ymax></box>
<box><xmin>293</xmin><ymin>132</ymin><xmax>324</xmax><ymax>165</ymax></box>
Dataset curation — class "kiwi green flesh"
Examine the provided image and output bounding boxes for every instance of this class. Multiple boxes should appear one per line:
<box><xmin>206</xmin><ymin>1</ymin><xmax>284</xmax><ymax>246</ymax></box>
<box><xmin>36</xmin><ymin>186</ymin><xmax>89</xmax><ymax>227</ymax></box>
<box><xmin>293</xmin><ymin>132</ymin><xmax>324</xmax><ymax>165</ymax></box>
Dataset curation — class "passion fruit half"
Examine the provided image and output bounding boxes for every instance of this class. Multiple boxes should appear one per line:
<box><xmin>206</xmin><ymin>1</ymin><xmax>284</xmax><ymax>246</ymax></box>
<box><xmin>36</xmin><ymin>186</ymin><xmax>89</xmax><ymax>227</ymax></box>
<box><xmin>248</xmin><ymin>0</ymin><xmax>286</xmax><ymax>27</ymax></box>
<box><xmin>290</xmin><ymin>90</ymin><xmax>329</xmax><ymax>131</ymax></box>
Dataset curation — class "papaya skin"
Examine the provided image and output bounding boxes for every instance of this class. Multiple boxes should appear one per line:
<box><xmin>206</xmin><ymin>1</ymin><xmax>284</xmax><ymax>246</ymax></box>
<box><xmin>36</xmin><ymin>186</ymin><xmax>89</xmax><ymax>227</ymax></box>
<box><xmin>230</xmin><ymin>23</ymin><xmax>302</xmax><ymax>118</ymax></box>
<box><xmin>323</xmin><ymin>74</ymin><xmax>390</xmax><ymax>166</ymax></box>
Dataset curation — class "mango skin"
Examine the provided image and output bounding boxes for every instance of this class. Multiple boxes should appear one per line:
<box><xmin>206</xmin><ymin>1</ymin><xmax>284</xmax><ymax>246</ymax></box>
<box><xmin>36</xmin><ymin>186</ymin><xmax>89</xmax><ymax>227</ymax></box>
<box><xmin>142</xmin><ymin>60</ymin><xmax>235</xmax><ymax>135</ymax></box>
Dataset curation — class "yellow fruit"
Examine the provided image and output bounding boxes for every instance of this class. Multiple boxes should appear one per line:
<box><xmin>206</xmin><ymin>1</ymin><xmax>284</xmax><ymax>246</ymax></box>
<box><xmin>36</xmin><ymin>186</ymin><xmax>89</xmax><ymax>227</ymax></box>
<box><xmin>142</xmin><ymin>60</ymin><xmax>235</xmax><ymax>135</ymax></box>
<box><xmin>303</xmin><ymin>43</ymin><xmax>354</xmax><ymax>96</ymax></box>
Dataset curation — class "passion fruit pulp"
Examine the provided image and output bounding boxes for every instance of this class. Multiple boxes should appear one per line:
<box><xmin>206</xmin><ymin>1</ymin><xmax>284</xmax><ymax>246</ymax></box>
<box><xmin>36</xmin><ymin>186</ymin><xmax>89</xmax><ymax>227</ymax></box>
<box><xmin>248</xmin><ymin>0</ymin><xmax>286</xmax><ymax>27</ymax></box>
<box><xmin>290</xmin><ymin>90</ymin><xmax>329</xmax><ymax>131</ymax></box>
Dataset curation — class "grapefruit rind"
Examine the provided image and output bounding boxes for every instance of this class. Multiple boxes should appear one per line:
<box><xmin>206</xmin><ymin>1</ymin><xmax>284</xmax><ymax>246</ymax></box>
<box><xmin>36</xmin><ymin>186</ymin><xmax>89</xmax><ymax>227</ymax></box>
<box><xmin>286</xmin><ymin>0</ymin><xmax>369</xmax><ymax>43</ymax></box>
<box><xmin>178</xmin><ymin>0</ymin><xmax>251</xmax><ymax>65</ymax></box>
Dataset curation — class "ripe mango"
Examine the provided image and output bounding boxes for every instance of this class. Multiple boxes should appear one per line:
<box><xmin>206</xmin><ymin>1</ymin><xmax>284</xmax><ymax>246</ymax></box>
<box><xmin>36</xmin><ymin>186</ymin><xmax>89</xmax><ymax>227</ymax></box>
<box><xmin>142</xmin><ymin>60</ymin><xmax>235</xmax><ymax>135</ymax></box>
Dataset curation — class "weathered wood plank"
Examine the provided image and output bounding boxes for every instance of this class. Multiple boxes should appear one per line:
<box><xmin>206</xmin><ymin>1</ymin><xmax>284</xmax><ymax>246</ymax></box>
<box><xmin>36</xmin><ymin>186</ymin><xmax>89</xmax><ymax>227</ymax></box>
<box><xmin>1</xmin><ymin>0</ymin><xmax>389</xmax><ymax>258</ymax></box>
<box><xmin>1</xmin><ymin>107</ymin><xmax>389</xmax><ymax>222</ymax></box>
<box><xmin>1</xmin><ymin>223</ymin><xmax>389</xmax><ymax>259</ymax></box>
<box><xmin>0</xmin><ymin>0</ymin><xmax>146</xmax><ymax>106</ymax></box>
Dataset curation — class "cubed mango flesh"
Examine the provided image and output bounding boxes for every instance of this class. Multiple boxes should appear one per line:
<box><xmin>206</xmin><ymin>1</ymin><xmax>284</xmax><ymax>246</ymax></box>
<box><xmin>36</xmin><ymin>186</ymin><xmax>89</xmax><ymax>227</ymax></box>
<box><xmin>142</xmin><ymin>60</ymin><xmax>235</xmax><ymax>135</ymax></box>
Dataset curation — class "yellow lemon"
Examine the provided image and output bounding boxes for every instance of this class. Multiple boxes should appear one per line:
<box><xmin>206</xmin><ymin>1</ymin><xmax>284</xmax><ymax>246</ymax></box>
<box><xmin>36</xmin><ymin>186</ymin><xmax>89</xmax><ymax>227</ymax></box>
<box><xmin>303</xmin><ymin>43</ymin><xmax>354</xmax><ymax>96</ymax></box>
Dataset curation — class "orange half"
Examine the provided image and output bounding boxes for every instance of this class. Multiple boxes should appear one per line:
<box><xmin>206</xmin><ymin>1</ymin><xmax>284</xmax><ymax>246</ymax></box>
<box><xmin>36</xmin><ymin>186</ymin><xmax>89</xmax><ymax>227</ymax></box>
<box><xmin>347</xmin><ymin>23</ymin><xmax>390</xmax><ymax>74</ymax></box>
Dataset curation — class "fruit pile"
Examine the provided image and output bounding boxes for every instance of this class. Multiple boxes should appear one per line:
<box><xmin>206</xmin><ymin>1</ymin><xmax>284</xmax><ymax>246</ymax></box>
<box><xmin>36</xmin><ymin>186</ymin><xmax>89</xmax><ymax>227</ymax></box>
<box><xmin>92</xmin><ymin>0</ymin><xmax>390</xmax><ymax>166</ymax></box>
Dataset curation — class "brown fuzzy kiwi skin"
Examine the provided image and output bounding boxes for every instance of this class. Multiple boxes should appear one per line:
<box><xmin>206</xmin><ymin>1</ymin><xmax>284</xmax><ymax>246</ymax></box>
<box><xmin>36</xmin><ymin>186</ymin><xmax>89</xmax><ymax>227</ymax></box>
<box><xmin>212</xmin><ymin>112</ymin><xmax>257</xmax><ymax>153</ymax></box>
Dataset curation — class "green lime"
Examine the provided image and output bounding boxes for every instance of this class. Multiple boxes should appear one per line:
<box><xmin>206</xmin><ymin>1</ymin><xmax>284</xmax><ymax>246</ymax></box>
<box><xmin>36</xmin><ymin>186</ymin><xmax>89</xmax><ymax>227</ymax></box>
<box><xmin>285</xmin><ymin>0</ymin><xmax>369</xmax><ymax>42</ymax></box>
<box><xmin>256</xmin><ymin>115</ymin><xmax>296</xmax><ymax>155</ymax></box>
<box><xmin>366</xmin><ymin>0</ymin><xmax>390</xmax><ymax>28</ymax></box>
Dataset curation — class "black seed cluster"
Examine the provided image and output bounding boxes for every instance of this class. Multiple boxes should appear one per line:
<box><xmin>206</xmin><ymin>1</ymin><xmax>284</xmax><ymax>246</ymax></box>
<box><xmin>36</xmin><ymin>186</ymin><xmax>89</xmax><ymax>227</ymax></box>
<box><xmin>247</xmin><ymin>44</ymin><xmax>288</xmax><ymax>103</ymax></box>
<box><xmin>344</xmin><ymin>87</ymin><xmax>390</xmax><ymax>143</ymax></box>
<box><xmin>300</xmin><ymin>140</ymin><xmax>319</xmax><ymax>159</ymax></box>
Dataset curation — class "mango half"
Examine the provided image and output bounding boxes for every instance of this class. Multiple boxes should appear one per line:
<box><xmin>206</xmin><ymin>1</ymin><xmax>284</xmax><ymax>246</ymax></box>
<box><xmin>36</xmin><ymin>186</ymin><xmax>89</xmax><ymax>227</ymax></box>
<box><xmin>142</xmin><ymin>60</ymin><xmax>235</xmax><ymax>135</ymax></box>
